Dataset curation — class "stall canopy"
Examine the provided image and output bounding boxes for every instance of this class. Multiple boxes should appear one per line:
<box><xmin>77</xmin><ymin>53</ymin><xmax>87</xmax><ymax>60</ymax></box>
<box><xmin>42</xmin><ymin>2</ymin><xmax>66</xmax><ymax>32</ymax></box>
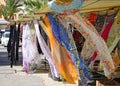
<box><xmin>36</xmin><ymin>0</ymin><xmax>120</xmax><ymax>14</ymax></box>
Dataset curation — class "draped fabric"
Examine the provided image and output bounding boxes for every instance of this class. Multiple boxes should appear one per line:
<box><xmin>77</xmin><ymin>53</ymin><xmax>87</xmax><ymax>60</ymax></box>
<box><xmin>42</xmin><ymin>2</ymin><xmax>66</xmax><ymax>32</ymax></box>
<box><xmin>89</xmin><ymin>13</ymin><xmax>98</xmax><ymax>24</ymax></box>
<box><xmin>7</xmin><ymin>24</ymin><xmax>17</xmax><ymax>68</ymax></box>
<box><xmin>61</xmin><ymin>20</ymin><xmax>90</xmax><ymax>85</ymax></box>
<box><xmin>81</xmin><ymin>41</ymin><xmax>95</xmax><ymax>60</ymax></box>
<box><xmin>101</xmin><ymin>21</ymin><xmax>114</xmax><ymax>41</ymax></box>
<box><xmin>16</xmin><ymin>23</ymin><xmax>20</xmax><ymax>61</ymax></box>
<box><xmin>62</xmin><ymin>12</ymin><xmax>115</xmax><ymax>79</ymax></box>
<box><xmin>117</xmin><ymin>40</ymin><xmax>120</xmax><ymax>59</ymax></box>
<box><xmin>7</xmin><ymin>25</ymin><xmax>16</xmax><ymax>55</ymax></box>
<box><xmin>106</xmin><ymin>10</ymin><xmax>120</xmax><ymax>53</ymax></box>
<box><xmin>49</xmin><ymin>0</ymin><xmax>85</xmax><ymax>13</ymax></box>
<box><xmin>73</xmin><ymin>29</ymin><xmax>85</xmax><ymax>52</ymax></box>
<box><xmin>91</xmin><ymin>12</ymin><xmax>116</xmax><ymax>63</ymax></box>
<box><xmin>48</xmin><ymin>14</ymin><xmax>73</xmax><ymax>62</ymax></box>
<box><xmin>36</xmin><ymin>38</ymin><xmax>42</xmax><ymax>54</ymax></box>
<box><xmin>39</xmin><ymin>24</ymin><xmax>48</xmax><ymax>44</ymax></box>
<box><xmin>66</xmin><ymin>25</ymin><xmax>90</xmax><ymax>85</ymax></box>
<box><xmin>94</xmin><ymin>14</ymin><xmax>106</xmax><ymax>34</ymax></box>
<box><xmin>101</xmin><ymin>13</ymin><xmax>116</xmax><ymax>41</ymax></box>
<box><xmin>73</xmin><ymin>30</ymin><xmax>81</xmax><ymax>44</ymax></box>
<box><xmin>40</xmin><ymin>16</ymin><xmax>78</xmax><ymax>83</ymax></box>
<box><xmin>48</xmin><ymin>14</ymin><xmax>90</xmax><ymax>85</ymax></box>
<box><xmin>48</xmin><ymin>0</ymin><xmax>114</xmax><ymax>83</ymax></box>
<box><xmin>34</xmin><ymin>21</ymin><xmax>60</xmax><ymax>79</ymax></box>
<box><xmin>22</xmin><ymin>24</ymin><xmax>41</xmax><ymax>73</ymax></box>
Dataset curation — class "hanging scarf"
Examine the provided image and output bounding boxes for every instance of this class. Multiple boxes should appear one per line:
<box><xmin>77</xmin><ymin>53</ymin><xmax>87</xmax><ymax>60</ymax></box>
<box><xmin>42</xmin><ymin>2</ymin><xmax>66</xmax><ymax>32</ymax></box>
<box><xmin>34</xmin><ymin>20</ymin><xmax>60</xmax><ymax>79</ymax></box>
<box><xmin>66</xmin><ymin>24</ymin><xmax>90</xmax><ymax>85</ymax></box>
<box><xmin>106</xmin><ymin>10</ymin><xmax>120</xmax><ymax>53</ymax></box>
<box><xmin>101</xmin><ymin>12</ymin><xmax>116</xmax><ymax>41</ymax></box>
<box><xmin>7</xmin><ymin>24</ymin><xmax>16</xmax><ymax>68</ymax></box>
<box><xmin>91</xmin><ymin>12</ymin><xmax>116</xmax><ymax>63</ymax></box>
<box><xmin>40</xmin><ymin>16</ymin><xmax>78</xmax><ymax>83</ymax></box>
<box><xmin>48</xmin><ymin>14</ymin><xmax>73</xmax><ymax>62</ymax></box>
<box><xmin>61</xmin><ymin>12</ymin><xmax>115</xmax><ymax>79</ymax></box>
<box><xmin>48</xmin><ymin>14</ymin><xmax>90</xmax><ymax>85</ymax></box>
<box><xmin>22</xmin><ymin>24</ymin><xmax>41</xmax><ymax>73</ymax></box>
<box><xmin>48</xmin><ymin>0</ymin><xmax>114</xmax><ymax>84</ymax></box>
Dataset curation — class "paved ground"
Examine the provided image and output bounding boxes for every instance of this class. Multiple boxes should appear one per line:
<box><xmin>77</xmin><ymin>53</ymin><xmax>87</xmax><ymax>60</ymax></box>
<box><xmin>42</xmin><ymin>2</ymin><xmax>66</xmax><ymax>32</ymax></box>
<box><xmin>0</xmin><ymin>66</ymin><xmax>78</xmax><ymax>86</ymax></box>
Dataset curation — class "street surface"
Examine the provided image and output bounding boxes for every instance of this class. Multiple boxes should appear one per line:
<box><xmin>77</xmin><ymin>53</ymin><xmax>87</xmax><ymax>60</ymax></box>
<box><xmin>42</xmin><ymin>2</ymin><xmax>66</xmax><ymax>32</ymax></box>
<box><xmin>0</xmin><ymin>44</ymin><xmax>78</xmax><ymax>86</ymax></box>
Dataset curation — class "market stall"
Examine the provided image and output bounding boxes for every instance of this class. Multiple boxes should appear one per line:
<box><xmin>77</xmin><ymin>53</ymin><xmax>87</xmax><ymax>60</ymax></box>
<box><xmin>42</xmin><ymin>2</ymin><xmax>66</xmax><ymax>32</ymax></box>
<box><xmin>35</xmin><ymin>0</ymin><xmax>120</xmax><ymax>86</ymax></box>
<box><xmin>10</xmin><ymin>0</ymin><xmax>120</xmax><ymax>86</ymax></box>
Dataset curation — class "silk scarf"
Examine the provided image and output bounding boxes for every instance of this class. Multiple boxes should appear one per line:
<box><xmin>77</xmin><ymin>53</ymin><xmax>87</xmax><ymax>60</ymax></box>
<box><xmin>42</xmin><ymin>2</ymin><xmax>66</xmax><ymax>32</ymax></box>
<box><xmin>48</xmin><ymin>14</ymin><xmax>90</xmax><ymax>85</ymax></box>
<box><xmin>40</xmin><ymin>16</ymin><xmax>78</xmax><ymax>83</ymax></box>
<box><xmin>91</xmin><ymin>12</ymin><xmax>116</xmax><ymax>64</ymax></box>
<box><xmin>62</xmin><ymin>12</ymin><xmax>115</xmax><ymax>79</ymax></box>
<box><xmin>34</xmin><ymin>20</ymin><xmax>60</xmax><ymax>79</ymax></box>
<box><xmin>22</xmin><ymin>24</ymin><xmax>41</xmax><ymax>73</ymax></box>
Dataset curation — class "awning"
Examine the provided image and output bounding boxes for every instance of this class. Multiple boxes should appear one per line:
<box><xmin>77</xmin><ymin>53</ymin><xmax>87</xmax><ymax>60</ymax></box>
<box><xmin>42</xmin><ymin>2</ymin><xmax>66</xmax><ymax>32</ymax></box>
<box><xmin>35</xmin><ymin>0</ymin><xmax>120</xmax><ymax>14</ymax></box>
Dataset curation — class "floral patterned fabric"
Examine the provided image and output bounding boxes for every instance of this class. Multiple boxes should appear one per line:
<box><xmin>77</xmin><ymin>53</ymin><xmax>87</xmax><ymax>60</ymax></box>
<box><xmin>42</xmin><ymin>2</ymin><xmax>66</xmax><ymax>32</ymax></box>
<box><xmin>61</xmin><ymin>12</ymin><xmax>115</xmax><ymax>79</ymax></box>
<box><xmin>91</xmin><ymin>12</ymin><xmax>116</xmax><ymax>63</ymax></box>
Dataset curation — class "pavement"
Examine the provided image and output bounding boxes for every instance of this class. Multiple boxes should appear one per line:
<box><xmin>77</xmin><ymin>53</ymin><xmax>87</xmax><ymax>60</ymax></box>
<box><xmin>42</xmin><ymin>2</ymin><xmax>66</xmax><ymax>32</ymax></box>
<box><xmin>0</xmin><ymin>66</ymin><xmax>78</xmax><ymax>86</ymax></box>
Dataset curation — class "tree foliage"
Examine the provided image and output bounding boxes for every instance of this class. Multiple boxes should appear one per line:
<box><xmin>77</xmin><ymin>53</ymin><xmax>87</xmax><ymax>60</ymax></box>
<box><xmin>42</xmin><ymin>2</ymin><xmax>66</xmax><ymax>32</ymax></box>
<box><xmin>24</xmin><ymin>0</ymin><xmax>49</xmax><ymax>13</ymax></box>
<box><xmin>0</xmin><ymin>0</ymin><xmax>22</xmax><ymax>20</ymax></box>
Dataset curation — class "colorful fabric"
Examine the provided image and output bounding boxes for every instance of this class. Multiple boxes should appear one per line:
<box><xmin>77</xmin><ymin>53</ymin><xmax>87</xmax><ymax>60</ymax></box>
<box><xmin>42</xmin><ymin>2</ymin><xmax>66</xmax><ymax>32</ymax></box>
<box><xmin>22</xmin><ymin>24</ymin><xmax>41</xmax><ymax>73</ymax></box>
<box><xmin>48</xmin><ymin>14</ymin><xmax>74</xmax><ymax>62</ymax></box>
<box><xmin>48</xmin><ymin>14</ymin><xmax>90</xmax><ymax>85</ymax></box>
<box><xmin>89</xmin><ymin>13</ymin><xmax>98</xmax><ymax>24</ymax></box>
<box><xmin>101</xmin><ymin>13</ymin><xmax>116</xmax><ymax>41</ymax></box>
<box><xmin>61</xmin><ymin>12</ymin><xmax>115</xmax><ymax>79</ymax></box>
<box><xmin>94</xmin><ymin>14</ymin><xmax>106</xmax><ymax>34</ymax></box>
<box><xmin>112</xmin><ymin>48</ymin><xmax>120</xmax><ymax>69</ymax></box>
<box><xmin>106</xmin><ymin>10</ymin><xmax>120</xmax><ymax>53</ymax></box>
<box><xmin>101</xmin><ymin>21</ymin><xmax>114</xmax><ymax>41</ymax></box>
<box><xmin>73</xmin><ymin>30</ymin><xmax>85</xmax><ymax>52</ymax></box>
<box><xmin>66</xmin><ymin>25</ymin><xmax>90</xmax><ymax>85</ymax></box>
<box><xmin>81</xmin><ymin>41</ymin><xmax>95</xmax><ymax>60</ymax></box>
<box><xmin>91</xmin><ymin>13</ymin><xmax>116</xmax><ymax>63</ymax></box>
<box><xmin>117</xmin><ymin>40</ymin><xmax>120</xmax><ymax>58</ymax></box>
<box><xmin>48</xmin><ymin>0</ymin><xmax>85</xmax><ymax>13</ymax></box>
<box><xmin>34</xmin><ymin>20</ymin><xmax>60</xmax><ymax>79</ymax></box>
<box><xmin>40</xmin><ymin>16</ymin><xmax>78</xmax><ymax>83</ymax></box>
